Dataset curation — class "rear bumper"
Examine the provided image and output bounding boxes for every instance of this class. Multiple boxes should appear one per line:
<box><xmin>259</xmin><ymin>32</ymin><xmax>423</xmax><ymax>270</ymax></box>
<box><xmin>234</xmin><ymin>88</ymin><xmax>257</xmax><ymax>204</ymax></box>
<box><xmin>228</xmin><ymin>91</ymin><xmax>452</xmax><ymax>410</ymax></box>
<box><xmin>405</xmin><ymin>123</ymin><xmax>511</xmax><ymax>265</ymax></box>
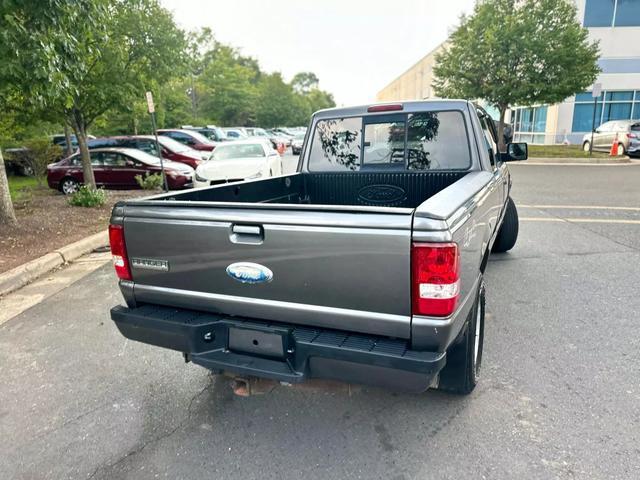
<box><xmin>111</xmin><ymin>304</ymin><xmax>445</xmax><ymax>392</ymax></box>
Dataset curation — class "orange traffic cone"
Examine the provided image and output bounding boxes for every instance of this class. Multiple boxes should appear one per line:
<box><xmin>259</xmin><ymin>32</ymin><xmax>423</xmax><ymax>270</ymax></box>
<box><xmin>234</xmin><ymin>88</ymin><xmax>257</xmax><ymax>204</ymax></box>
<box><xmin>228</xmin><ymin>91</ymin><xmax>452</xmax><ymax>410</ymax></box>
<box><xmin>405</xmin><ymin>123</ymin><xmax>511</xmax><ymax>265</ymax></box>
<box><xmin>609</xmin><ymin>134</ymin><xmax>619</xmax><ymax>156</ymax></box>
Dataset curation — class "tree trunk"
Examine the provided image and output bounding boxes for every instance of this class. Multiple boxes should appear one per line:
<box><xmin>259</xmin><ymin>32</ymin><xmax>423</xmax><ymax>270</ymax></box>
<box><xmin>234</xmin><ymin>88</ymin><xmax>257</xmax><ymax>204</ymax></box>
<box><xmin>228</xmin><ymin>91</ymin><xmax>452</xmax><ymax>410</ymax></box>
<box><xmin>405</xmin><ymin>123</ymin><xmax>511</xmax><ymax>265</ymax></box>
<box><xmin>69</xmin><ymin>112</ymin><xmax>96</xmax><ymax>190</ymax></box>
<box><xmin>63</xmin><ymin>123</ymin><xmax>73</xmax><ymax>157</ymax></box>
<box><xmin>497</xmin><ymin>106</ymin><xmax>508</xmax><ymax>153</ymax></box>
<box><xmin>0</xmin><ymin>148</ymin><xmax>17</xmax><ymax>226</ymax></box>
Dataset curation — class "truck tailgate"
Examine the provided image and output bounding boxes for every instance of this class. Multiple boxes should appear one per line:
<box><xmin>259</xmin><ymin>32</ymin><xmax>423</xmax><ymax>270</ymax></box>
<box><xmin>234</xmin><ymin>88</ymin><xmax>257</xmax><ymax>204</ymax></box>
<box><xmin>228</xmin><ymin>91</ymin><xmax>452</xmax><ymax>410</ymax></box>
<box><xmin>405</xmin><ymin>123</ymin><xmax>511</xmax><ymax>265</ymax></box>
<box><xmin>120</xmin><ymin>204</ymin><xmax>413</xmax><ymax>338</ymax></box>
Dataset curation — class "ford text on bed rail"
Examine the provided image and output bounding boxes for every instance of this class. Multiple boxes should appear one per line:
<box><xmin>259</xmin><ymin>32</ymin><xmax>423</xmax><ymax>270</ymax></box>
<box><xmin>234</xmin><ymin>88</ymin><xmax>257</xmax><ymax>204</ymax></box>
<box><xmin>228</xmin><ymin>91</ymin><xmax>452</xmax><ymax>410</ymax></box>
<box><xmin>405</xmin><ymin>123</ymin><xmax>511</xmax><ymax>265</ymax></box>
<box><xmin>109</xmin><ymin>100</ymin><xmax>527</xmax><ymax>395</ymax></box>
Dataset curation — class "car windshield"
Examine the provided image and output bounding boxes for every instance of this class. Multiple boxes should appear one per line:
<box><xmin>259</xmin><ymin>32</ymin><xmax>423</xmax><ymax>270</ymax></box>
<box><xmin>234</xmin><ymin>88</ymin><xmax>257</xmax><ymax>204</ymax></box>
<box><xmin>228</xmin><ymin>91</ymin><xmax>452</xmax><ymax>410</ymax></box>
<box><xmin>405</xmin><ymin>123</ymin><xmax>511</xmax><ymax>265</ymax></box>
<box><xmin>184</xmin><ymin>130</ymin><xmax>212</xmax><ymax>144</ymax></box>
<box><xmin>212</xmin><ymin>143</ymin><xmax>265</xmax><ymax>160</ymax></box>
<box><xmin>157</xmin><ymin>136</ymin><xmax>192</xmax><ymax>153</ymax></box>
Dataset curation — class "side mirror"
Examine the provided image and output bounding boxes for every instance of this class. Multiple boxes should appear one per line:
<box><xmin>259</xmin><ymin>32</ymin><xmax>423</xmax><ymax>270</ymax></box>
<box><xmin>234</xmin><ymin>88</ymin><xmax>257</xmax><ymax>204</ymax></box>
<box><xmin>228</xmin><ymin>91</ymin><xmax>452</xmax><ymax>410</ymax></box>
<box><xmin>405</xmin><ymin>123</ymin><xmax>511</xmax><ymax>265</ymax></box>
<box><xmin>501</xmin><ymin>142</ymin><xmax>528</xmax><ymax>162</ymax></box>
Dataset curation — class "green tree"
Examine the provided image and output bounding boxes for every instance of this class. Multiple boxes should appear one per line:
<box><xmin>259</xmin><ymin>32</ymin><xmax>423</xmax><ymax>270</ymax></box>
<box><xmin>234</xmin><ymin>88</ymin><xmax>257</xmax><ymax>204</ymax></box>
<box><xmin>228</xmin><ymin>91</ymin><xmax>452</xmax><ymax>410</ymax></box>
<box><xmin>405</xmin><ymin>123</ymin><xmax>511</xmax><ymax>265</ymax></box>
<box><xmin>198</xmin><ymin>44</ymin><xmax>258</xmax><ymax>125</ymax></box>
<box><xmin>0</xmin><ymin>0</ymin><xmax>186</xmax><ymax>189</ymax></box>
<box><xmin>255</xmin><ymin>73</ymin><xmax>299</xmax><ymax>127</ymax></box>
<box><xmin>433</xmin><ymin>0</ymin><xmax>600</xmax><ymax>150</ymax></box>
<box><xmin>291</xmin><ymin>72</ymin><xmax>320</xmax><ymax>94</ymax></box>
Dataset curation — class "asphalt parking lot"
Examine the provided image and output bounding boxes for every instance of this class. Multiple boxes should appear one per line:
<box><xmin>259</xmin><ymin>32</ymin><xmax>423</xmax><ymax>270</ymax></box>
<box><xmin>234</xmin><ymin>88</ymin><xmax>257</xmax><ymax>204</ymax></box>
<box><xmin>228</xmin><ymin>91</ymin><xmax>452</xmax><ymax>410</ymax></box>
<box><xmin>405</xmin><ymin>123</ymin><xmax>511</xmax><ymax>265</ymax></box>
<box><xmin>1</xmin><ymin>162</ymin><xmax>639</xmax><ymax>479</ymax></box>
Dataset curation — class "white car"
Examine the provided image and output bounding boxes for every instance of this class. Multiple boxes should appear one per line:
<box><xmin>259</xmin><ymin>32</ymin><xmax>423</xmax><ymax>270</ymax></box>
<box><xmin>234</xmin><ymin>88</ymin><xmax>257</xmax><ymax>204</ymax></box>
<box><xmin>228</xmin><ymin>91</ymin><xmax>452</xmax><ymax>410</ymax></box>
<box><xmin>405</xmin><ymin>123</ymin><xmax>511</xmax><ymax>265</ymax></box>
<box><xmin>193</xmin><ymin>140</ymin><xmax>283</xmax><ymax>188</ymax></box>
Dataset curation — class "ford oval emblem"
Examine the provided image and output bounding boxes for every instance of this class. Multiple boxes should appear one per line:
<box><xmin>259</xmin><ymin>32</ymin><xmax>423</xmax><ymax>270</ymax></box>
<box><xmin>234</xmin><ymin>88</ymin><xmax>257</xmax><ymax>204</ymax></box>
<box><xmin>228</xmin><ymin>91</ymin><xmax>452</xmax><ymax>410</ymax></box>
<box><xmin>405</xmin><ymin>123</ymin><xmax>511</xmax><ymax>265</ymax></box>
<box><xmin>226</xmin><ymin>262</ymin><xmax>273</xmax><ymax>284</ymax></box>
<box><xmin>358</xmin><ymin>185</ymin><xmax>407</xmax><ymax>205</ymax></box>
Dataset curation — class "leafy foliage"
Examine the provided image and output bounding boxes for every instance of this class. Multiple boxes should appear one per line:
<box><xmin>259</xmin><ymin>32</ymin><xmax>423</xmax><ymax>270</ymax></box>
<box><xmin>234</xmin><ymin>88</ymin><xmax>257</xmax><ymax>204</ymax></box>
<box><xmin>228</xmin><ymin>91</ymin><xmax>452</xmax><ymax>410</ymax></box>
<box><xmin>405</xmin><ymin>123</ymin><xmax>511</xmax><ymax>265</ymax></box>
<box><xmin>134</xmin><ymin>173</ymin><xmax>164</xmax><ymax>190</ymax></box>
<box><xmin>67</xmin><ymin>185</ymin><xmax>107</xmax><ymax>207</ymax></box>
<box><xmin>5</xmin><ymin>139</ymin><xmax>62</xmax><ymax>185</ymax></box>
<box><xmin>433</xmin><ymin>0</ymin><xmax>600</xmax><ymax>147</ymax></box>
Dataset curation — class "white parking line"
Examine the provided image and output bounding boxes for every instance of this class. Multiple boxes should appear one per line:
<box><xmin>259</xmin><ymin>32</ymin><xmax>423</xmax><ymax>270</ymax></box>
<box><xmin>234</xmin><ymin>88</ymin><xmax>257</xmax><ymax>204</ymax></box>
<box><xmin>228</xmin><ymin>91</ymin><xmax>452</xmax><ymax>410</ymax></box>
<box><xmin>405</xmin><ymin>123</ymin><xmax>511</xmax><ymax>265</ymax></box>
<box><xmin>521</xmin><ymin>217</ymin><xmax>640</xmax><ymax>225</ymax></box>
<box><xmin>520</xmin><ymin>205</ymin><xmax>640</xmax><ymax>212</ymax></box>
<box><xmin>512</xmin><ymin>161</ymin><xmax>639</xmax><ymax>166</ymax></box>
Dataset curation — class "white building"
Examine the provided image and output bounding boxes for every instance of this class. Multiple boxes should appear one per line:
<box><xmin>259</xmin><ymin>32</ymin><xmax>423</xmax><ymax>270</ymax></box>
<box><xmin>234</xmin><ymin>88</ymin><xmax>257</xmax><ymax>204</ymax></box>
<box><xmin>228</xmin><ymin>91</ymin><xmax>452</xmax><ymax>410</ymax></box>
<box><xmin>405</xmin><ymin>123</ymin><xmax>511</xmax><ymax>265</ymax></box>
<box><xmin>377</xmin><ymin>0</ymin><xmax>640</xmax><ymax>145</ymax></box>
<box><xmin>511</xmin><ymin>0</ymin><xmax>640</xmax><ymax>144</ymax></box>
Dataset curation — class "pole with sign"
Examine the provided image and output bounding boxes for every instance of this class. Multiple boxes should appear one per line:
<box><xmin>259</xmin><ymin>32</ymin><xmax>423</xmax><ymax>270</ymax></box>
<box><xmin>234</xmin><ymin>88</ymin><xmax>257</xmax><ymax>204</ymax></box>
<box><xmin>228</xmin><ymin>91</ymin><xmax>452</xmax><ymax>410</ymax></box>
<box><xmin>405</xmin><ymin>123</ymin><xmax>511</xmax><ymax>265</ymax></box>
<box><xmin>146</xmin><ymin>91</ymin><xmax>168</xmax><ymax>192</ymax></box>
<box><xmin>589</xmin><ymin>83</ymin><xmax>602</xmax><ymax>157</ymax></box>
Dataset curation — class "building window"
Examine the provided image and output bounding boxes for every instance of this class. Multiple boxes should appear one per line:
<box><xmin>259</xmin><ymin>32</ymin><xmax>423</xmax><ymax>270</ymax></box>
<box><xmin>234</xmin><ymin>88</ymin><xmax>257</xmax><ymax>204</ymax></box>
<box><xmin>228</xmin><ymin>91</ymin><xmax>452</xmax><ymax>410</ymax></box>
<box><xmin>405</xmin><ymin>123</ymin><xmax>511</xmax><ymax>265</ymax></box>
<box><xmin>584</xmin><ymin>0</ymin><xmax>640</xmax><ymax>27</ymax></box>
<box><xmin>572</xmin><ymin>90</ymin><xmax>640</xmax><ymax>133</ymax></box>
<box><xmin>615</xmin><ymin>0</ymin><xmax>640</xmax><ymax>26</ymax></box>
<box><xmin>513</xmin><ymin>105</ymin><xmax>548</xmax><ymax>144</ymax></box>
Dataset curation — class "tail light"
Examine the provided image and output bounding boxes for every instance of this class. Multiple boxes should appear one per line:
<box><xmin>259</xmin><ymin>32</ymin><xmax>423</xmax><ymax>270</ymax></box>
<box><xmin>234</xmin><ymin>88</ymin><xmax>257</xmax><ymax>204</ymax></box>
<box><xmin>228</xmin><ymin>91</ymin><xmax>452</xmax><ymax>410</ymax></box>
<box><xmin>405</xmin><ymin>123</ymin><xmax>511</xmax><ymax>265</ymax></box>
<box><xmin>412</xmin><ymin>243</ymin><xmax>460</xmax><ymax>317</ymax></box>
<box><xmin>627</xmin><ymin>133</ymin><xmax>637</xmax><ymax>139</ymax></box>
<box><xmin>109</xmin><ymin>224</ymin><xmax>132</xmax><ymax>281</ymax></box>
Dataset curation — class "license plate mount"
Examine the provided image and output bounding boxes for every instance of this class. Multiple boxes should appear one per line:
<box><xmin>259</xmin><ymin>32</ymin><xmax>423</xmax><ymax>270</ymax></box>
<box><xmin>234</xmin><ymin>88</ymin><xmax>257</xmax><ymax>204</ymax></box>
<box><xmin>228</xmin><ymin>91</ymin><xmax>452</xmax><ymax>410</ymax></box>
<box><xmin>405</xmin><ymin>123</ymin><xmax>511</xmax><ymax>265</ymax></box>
<box><xmin>228</xmin><ymin>327</ymin><xmax>286</xmax><ymax>359</ymax></box>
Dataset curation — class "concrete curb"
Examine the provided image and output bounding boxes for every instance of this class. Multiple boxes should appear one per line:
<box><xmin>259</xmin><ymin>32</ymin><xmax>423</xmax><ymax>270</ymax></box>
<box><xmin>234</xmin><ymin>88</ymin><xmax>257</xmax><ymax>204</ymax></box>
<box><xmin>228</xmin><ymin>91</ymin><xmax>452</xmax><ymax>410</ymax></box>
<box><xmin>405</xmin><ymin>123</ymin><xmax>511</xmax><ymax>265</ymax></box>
<box><xmin>0</xmin><ymin>230</ymin><xmax>109</xmax><ymax>297</ymax></box>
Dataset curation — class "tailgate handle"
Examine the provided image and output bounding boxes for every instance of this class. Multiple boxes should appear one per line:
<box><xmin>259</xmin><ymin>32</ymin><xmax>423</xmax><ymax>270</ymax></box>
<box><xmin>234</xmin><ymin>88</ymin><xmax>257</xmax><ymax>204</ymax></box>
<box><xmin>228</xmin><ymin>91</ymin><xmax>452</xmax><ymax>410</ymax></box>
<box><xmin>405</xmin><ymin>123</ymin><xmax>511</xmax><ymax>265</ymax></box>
<box><xmin>232</xmin><ymin>225</ymin><xmax>261</xmax><ymax>235</ymax></box>
<box><xmin>230</xmin><ymin>224</ymin><xmax>264</xmax><ymax>245</ymax></box>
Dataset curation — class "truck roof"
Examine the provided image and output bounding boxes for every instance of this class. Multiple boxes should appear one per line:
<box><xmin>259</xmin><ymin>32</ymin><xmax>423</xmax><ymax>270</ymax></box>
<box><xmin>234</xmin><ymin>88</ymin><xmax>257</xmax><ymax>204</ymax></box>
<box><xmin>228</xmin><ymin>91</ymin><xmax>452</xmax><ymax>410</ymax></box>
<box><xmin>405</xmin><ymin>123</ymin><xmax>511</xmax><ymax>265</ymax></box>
<box><xmin>313</xmin><ymin>99</ymin><xmax>472</xmax><ymax>120</ymax></box>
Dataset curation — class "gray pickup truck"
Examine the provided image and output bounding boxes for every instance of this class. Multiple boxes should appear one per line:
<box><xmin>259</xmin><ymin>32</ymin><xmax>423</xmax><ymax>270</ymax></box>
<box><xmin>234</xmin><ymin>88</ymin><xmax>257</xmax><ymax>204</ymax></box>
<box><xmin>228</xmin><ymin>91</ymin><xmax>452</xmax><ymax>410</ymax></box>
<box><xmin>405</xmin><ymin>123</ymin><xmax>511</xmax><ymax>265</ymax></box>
<box><xmin>109</xmin><ymin>100</ymin><xmax>527</xmax><ymax>395</ymax></box>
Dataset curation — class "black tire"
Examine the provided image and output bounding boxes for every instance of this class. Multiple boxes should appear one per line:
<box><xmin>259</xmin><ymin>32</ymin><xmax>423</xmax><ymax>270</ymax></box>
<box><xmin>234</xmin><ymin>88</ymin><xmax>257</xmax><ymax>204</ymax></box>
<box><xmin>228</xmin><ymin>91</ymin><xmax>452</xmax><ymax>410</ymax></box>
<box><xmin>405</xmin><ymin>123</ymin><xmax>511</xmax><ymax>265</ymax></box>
<box><xmin>582</xmin><ymin>141</ymin><xmax>591</xmax><ymax>152</ymax></box>
<box><xmin>492</xmin><ymin>196</ymin><xmax>519</xmax><ymax>253</ymax></box>
<box><xmin>437</xmin><ymin>281</ymin><xmax>485</xmax><ymax>395</ymax></box>
<box><xmin>59</xmin><ymin>177</ymin><xmax>80</xmax><ymax>195</ymax></box>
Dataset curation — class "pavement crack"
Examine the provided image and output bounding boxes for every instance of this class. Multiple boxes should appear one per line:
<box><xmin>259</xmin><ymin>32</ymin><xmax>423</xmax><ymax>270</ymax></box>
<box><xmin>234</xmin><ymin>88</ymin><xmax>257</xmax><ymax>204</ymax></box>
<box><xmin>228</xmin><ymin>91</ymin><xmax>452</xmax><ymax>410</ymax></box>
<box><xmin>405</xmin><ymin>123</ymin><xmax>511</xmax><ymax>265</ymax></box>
<box><xmin>87</xmin><ymin>376</ymin><xmax>214</xmax><ymax>479</ymax></box>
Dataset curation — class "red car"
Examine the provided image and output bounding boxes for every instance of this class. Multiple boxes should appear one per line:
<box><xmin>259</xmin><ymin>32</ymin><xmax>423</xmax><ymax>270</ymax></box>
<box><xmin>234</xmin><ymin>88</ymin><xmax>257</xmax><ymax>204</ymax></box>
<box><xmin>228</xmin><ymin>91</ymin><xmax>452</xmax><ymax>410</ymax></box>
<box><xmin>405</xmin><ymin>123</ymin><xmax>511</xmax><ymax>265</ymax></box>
<box><xmin>87</xmin><ymin>135</ymin><xmax>206</xmax><ymax>169</ymax></box>
<box><xmin>47</xmin><ymin>148</ymin><xmax>194</xmax><ymax>194</ymax></box>
<box><xmin>157</xmin><ymin>129</ymin><xmax>218</xmax><ymax>152</ymax></box>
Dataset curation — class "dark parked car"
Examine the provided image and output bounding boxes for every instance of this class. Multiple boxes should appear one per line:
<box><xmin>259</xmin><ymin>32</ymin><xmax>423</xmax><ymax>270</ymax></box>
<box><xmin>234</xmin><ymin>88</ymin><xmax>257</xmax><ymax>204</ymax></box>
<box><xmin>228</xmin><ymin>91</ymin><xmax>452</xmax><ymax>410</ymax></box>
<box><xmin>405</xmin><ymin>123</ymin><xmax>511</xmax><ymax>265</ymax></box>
<box><xmin>582</xmin><ymin>120</ymin><xmax>640</xmax><ymax>157</ymax></box>
<box><xmin>88</xmin><ymin>135</ymin><xmax>207</xmax><ymax>168</ymax></box>
<box><xmin>156</xmin><ymin>129</ymin><xmax>217</xmax><ymax>152</ymax></box>
<box><xmin>182</xmin><ymin>125</ymin><xmax>228</xmax><ymax>142</ymax></box>
<box><xmin>47</xmin><ymin>148</ymin><xmax>194</xmax><ymax>194</ymax></box>
<box><xmin>51</xmin><ymin>133</ymin><xmax>96</xmax><ymax>152</ymax></box>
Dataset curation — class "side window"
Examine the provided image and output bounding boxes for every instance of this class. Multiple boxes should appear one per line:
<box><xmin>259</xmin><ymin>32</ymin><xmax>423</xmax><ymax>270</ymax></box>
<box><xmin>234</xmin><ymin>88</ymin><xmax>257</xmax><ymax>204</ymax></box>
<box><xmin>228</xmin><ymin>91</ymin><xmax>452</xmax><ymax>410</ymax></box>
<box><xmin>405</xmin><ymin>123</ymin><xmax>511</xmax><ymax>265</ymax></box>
<box><xmin>89</xmin><ymin>152</ymin><xmax>104</xmax><ymax>166</ymax></box>
<box><xmin>136</xmin><ymin>140</ymin><xmax>158</xmax><ymax>156</ymax></box>
<box><xmin>124</xmin><ymin>156</ymin><xmax>143</xmax><ymax>167</ymax></box>
<box><xmin>101</xmin><ymin>152</ymin><xmax>126</xmax><ymax>167</ymax></box>
<box><xmin>478</xmin><ymin>113</ymin><xmax>499</xmax><ymax>167</ymax></box>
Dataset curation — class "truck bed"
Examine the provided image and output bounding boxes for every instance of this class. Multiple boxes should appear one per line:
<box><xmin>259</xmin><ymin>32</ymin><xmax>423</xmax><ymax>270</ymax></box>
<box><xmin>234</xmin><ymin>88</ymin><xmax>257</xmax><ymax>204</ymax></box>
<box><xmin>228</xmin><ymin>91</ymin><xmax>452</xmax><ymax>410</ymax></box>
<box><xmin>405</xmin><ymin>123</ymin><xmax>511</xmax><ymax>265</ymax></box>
<box><xmin>149</xmin><ymin>171</ymin><xmax>468</xmax><ymax>209</ymax></box>
<box><xmin>113</xmin><ymin>170</ymin><xmax>470</xmax><ymax>340</ymax></box>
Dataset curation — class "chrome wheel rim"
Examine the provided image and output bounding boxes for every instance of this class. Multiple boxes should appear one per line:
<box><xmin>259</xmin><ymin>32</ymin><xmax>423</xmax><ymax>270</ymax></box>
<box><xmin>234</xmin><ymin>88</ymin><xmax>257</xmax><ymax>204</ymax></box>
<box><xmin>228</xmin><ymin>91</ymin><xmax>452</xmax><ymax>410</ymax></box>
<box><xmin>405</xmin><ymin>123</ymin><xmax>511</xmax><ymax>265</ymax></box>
<box><xmin>62</xmin><ymin>180</ymin><xmax>77</xmax><ymax>194</ymax></box>
<box><xmin>583</xmin><ymin>142</ymin><xmax>590</xmax><ymax>152</ymax></box>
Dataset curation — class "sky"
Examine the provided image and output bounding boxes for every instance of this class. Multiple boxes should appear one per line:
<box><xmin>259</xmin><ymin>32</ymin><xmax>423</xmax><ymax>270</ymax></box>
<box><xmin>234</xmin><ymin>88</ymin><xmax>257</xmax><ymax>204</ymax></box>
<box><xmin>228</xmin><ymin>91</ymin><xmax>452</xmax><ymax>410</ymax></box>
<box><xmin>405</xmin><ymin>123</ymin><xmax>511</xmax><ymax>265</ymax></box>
<box><xmin>160</xmin><ymin>0</ymin><xmax>476</xmax><ymax>106</ymax></box>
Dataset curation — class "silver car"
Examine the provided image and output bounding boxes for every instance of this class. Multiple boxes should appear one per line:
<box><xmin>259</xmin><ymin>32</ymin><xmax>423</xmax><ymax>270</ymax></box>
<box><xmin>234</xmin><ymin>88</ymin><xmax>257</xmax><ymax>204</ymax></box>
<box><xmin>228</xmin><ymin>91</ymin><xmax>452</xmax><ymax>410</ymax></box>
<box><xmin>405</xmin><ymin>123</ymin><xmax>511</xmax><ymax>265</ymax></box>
<box><xmin>582</xmin><ymin>120</ymin><xmax>640</xmax><ymax>157</ymax></box>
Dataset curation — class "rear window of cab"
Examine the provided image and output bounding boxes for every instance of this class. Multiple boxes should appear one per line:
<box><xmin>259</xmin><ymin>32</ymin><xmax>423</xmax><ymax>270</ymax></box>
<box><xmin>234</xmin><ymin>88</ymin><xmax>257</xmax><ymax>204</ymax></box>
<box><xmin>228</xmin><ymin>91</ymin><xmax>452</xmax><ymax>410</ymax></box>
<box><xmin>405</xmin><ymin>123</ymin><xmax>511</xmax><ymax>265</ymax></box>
<box><xmin>308</xmin><ymin>110</ymin><xmax>472</xmax><ymax>172</ymax></box>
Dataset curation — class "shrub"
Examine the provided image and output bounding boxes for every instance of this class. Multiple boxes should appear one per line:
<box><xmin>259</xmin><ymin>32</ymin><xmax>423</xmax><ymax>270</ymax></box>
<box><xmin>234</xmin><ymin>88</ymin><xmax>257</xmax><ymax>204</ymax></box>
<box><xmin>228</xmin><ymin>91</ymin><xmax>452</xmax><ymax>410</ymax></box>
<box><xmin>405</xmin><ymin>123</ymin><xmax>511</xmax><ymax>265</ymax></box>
<box><xmin>135</xmin><ymin>172</ymin><xmax>164</xmax><ymax>190</ymax></box>
<box><xmin>8</xmin><ymin>138</ymin><xmax>62</xmax><ymax>184</ymax></box>
<box><xmin>67</xmin><ymin>186</ymin><xmax>107</xmax><ymax>207</ymax></box>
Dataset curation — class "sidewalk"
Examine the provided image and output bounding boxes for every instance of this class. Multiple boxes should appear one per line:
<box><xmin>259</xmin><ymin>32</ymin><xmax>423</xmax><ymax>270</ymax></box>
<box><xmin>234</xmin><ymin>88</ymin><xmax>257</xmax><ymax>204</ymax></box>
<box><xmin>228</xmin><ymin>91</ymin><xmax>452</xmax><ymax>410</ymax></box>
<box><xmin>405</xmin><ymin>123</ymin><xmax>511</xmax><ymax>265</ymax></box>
<box><xmin>0</xmin><ymin>230</ymin><xmax>109</xmax><ymax>297</ymax></box>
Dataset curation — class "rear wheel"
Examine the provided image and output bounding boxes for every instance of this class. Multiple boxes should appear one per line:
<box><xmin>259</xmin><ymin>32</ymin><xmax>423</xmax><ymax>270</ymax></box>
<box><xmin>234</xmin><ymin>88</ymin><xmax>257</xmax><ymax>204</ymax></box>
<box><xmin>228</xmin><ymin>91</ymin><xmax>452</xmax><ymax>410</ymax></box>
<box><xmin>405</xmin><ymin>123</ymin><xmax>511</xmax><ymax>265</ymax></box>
<box><xmin>492</xmin><ymin>196</ymin><xmax>519</xmax><ymax>253</ymax></box>
<box><xmin>60</xmin><ymin>177</ymin><xmax>79</xmax><ymax>195</ymax></box>
<box><xmin>582</xmin><ymin>141</ymin><xmax>591</xmax><ymax>152</ymax></box>
<box><xmin>437</xmin><ymin>280</ymin><xmax>485</xmax><ymax>395</ymax></box>
<box><xmin>618</xmin><ymin>143</ymin><xmax>626</xmax><ymax>155</ymax></box>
